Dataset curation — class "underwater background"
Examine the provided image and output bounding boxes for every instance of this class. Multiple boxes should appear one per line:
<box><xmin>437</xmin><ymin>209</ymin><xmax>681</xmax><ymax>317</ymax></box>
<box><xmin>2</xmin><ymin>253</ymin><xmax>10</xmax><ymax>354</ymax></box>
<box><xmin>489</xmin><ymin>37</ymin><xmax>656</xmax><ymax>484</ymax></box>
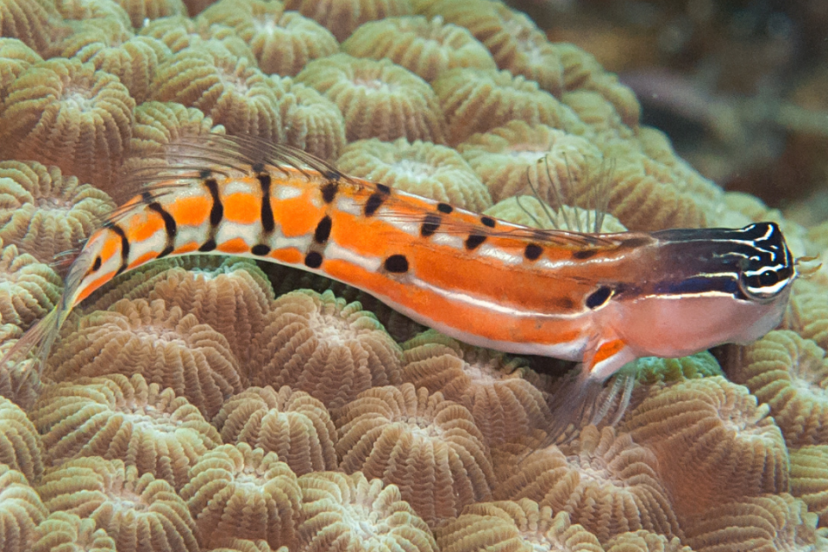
<box><xmin>0</xmin><ymin>0</ymin><xmax>827</xmax><ymax>550</ymax></box>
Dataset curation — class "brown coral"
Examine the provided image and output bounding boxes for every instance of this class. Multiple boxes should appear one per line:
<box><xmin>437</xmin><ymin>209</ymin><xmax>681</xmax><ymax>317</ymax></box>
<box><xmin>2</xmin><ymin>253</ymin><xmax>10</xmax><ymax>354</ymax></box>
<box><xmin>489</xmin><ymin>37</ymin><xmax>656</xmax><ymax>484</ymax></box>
<box><xmin>563</xmin><ymin>90</ymin><xmax>634</xmax><ymax>142</ymax></box>
<box><xmin>296</xmin><ymin>53</ymin><xmax>447</xmax><ymax>144</ymax></box>
<box><xmin>250</xmin><ymin>290</ymin><xmax>402</xmax><ymax>409</ymax></box>
<box><xmin>631</xmin><ymin>351</ymin><xmax>724</xmax><ymax>386</ymax></box>
<box><xmin>30</xmin><ymin>374</ymin><xmax>221</xmax><ymax>490</ymax></box>
<box><xmin>36</xmin><ymin>457</ymin><xmax>199</xmax><ymax>552</ymax></box>
<box><xmin>0</xmin><ymin>57</ymin><xmax>135</xmax><ymax>189</ymax></box>
<box><xmin>212</xmin><ymin>386</ymin><xmax>337</xmax><ymax>476</ymax></box>
<box><xmin>484</xmin><ymin>195</ymin><xmax>626</xmax><ymax>233</ymax></box>
<box><xmin>729</xmin><ymin>330</ymin><xmax>828</xmax><ymax>447</ymax></box>
<box><xmin>401</xmin><ymin>331</ymin><xmax>552</xmax><ymax>445</ymax></box>
<box><xmin>342</xmin><ymin>15</ymin><xmax>496</xmax><ymax>83</ymax></box>
<box><xmin>433</xmin><ymin>68</ymin><xmax>583</xmax><ymax>146</ymax></box>
<box><xmin>336</xmin><ymin>138</ymin><xmax>492</xmax><ymax>211</ymax></box>
<box><xmin>208</xmin><ymin>539</ymin><xmax>278</xmax><ymax>552</ymax></box>
<box><xmin>283</xmin><ymin>0</ymin><xmax>413</xmax><ymax>42</ymax></box>
<box><xmin>334</xmin><ymin>383</ymin><xmax>496</xmax><ymax>525</ymax></box>
<box><xmin>0</xmin><ymin>241</ymin><xmax>61</xmax><ymax>329</ymax></box>
<box><xmin>457</xmin><ymin>120</ymin><xmax>602</xmax><ymax>204</ymax></box>
<box><xmin>493</xmin><ymin>425</ymin><xmax>682</xmax><ymax>544</ymax></box>
<box><xmin>0</xmin><ymin>464</ymin><xmax>48</xmax><ymax>552</ymax></box>
<box><xmin>790</xmin><ymin>445</ymin><xmax>828</xmax><ymax>528</ymax></box>
<box><xmin>603</xmin><ymin>531</ymin><xmax>691</xmax><ymax>552</ymax></box>
<box><xmin>682</xmin><ymin>494</ymin><xmax>828</xmax><ymax>552</ymax></box>
<box><xmin>0</xmin><ymin>160</ymin><xmax>115</xmax><ymax>263</ymax></box>
<box><xmin>0</xmin><ymin>396</ymin><xmax>44</xmax><ymax>483</ymax></box>
<box><xmin>46</xmin><ymin>299</ymin><xmax>244</xmax><ymax>419</ymax></box>
<box><xmin>56</xmin><ymin>0</ymin><xmax>131</xmax><ymax>28</ymax></box>
<box><xmin>0</xmin><ymin>0</ymin><xmax>61</xmax><ymax>55</ymax></box>
<box><xmin>198</xmin><ymin>0</ymin><xmax>338</xmax><ymax>76</ymax></box>
<box><xmin>436</xmin><ymin>499</ymin><xmax>604</xmax><ymax>552</ymax></box>
<box><xmin>0</xmin><ymin>325</ymin><xmax>41</xmax><ymax>411</ymax></box>
<box><xmin>297</xmin><ymin>470</ymin><xmax>437</xmax><ymax>552</ymax></box>
<box><xmin>623</xmin><ymin>376</ymin><xmax>789</xmax><ymax>518</ymax></box>
<box><xmin>114</xmin><ymin>0</ymin><xmax>187</xmax><ymax>28</ymax></box>
<box><xmin>786</xmin><ymin>280</ymin><xmax>828</xmax><ymax>352</ymax></box>
<box><xmin>32</xmin><ymin>511</ymin><xmax>117</xmax><ymax>552</ymax></box>
<box><xmin>0</xmin><ymin>38</ymin><xmax>42</xmax><ymax>98</ymax></box>
<box><xmin>179</xmin><ymin>443</ymin><xmax>301</xmax><ymax>549</ymax></box>
<box><xmin>150</xmin><ymin>39</ymin><xmax>284</xmax><ymax>142</ymax></box>
<box><xmin>271</xmin><ymin>77</ymin><xmax>345</xmax><ymax>161</ymax></box>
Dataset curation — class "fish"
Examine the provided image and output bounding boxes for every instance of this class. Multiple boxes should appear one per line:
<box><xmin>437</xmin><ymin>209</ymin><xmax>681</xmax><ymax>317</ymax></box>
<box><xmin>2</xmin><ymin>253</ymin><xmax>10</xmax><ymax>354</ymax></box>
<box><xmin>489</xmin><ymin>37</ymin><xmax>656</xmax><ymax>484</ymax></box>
<box><xmin>1</xmin><ymin>134</ymin><xmax>798</xmax><ymax>435</ymax></box>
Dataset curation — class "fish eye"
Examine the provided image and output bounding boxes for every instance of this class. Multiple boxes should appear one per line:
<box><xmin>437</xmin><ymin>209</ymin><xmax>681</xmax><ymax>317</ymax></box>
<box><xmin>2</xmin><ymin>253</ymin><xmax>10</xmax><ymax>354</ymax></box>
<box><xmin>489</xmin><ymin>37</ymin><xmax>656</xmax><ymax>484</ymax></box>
<box><xmin>739</xmin><ymin>266</ymin><xmax>791</xmax><ymax>300</ymax></box>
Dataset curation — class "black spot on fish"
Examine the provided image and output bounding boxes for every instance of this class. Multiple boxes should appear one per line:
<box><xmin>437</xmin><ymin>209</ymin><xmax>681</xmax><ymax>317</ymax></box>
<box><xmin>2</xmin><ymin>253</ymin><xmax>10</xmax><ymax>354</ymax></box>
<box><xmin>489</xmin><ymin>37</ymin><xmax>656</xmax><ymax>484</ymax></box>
<box><xmin>252</xmin><ymin>162</ymin><xmax>264</xmax><ymax>173</ymax></box>
<box><xmin>305</xmin><ymin>251</ymin><xmax>323</xmax><ymax>269</ymax></box>
<box><xmin>376</xmin><ymin>183</ymin><xmax>391</xmax><ymax>195</ymax></box>
<box><xmin>465</xmin><ymin>234</ymin><xmax>486</xmax><ymax>250</ymax></box>
<box><xmin>586</xmin><ymin>286</ymin><xmax>613</xmax><ymax>309</ymax></box>
<box><xmin>157</xmin><ymin>246</ymin><xmax>174</xmax><ymax>259</ymax></box>
<box><xmin>572</xmin><ymin>249</ymin><xmax>598</xmax><ymax>259</ymax></box>
<box><xmin>199</xmin><ymin>169</ymin><xmax>212</xmax><ymax>179</ymax></box>
<box><xmin>108</xmin><ymin>224</ymin><xmax>130</xmax><ymax>275</ymax></box>
<box><xmin>92</xmin><ymin>256</ymin><xmax>102</xmax><ymax>271</ymax></box>
<box><xmin>314</xmin><ymin>215</ymin><xmax>332</xmax><ymax>244</ymax></box>
<box><xmin>524</xmin><ymin>243</ymin><xmax>543</xmax><ymax>261</ymax></box>
<box><xmin>204</xmin><ymin>178</ymin><xmax>223</xmax><ymax>227</ymax></box>
<box><xmin>258</xmin><ymin>173</ymin><xmax>274</xmax><ymax>233</ymax></box>
<box><xmin>384</xmin><ymin>254</ymin><xmax>409</xmax><ymax>273</ymax></box>
<box><xmin>251</xmin><ymin>244</ymin><xmax>271</xmax><ymax>256</ymax></box>
<box><xmin>321</xmin><ymin>181</ymin><xmax>338</xmax><ymax>204</ymax></box>
<box><xmin>437</xmin><ymin>203</ymin><xmax>453</xmax><ymax>214</ymax></box>
<box><xmin>421</xmin><ymin>214</ymin><xmax>441</xmax><ymax>238</ymax></box>
<box><xmin>199</xmin><ymin>239</ymin><xmax>217</xmax><ymax>252</ymax></box>
<box><xmin>147</xmin><ymin>202</ymin><xmax>177</xmax><ymax>241</ymax></box>
<box><xmin>364</xmin><ymin>193</ymin><xmax>385</xmax><ymax>216</ymax></box>
<box><xmin>481</xmin><ymin>216</ymin><xmax>496</xmax><ymax>228</ymax></box>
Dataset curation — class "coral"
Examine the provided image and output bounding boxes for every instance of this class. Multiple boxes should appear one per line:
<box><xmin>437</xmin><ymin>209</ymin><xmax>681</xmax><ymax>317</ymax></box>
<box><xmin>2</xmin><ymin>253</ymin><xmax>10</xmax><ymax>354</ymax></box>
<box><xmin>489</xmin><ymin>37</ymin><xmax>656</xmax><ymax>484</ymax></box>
<box><xmin>0</xmin><ymin>58</ymin><xmax>135</xmax><ymax>189</ymax></box>
<box><xmin>150</xmin><ymin>39</ymin><xmax>284</xmax><ymax>142</ymax></box>
<box><xmin>682</xmin><ymin>494</ymin><xmax>828</xmax><ymax>552</ymax></box>
<box><xmin>336</xmin><ymin>138</ymin><xmax>492</xmax><ymax>211</ymax></box>
<box><xmin>138</xmin><ymin>15</ymin><xmax>199</xmax><ymax>53</ymax></box>
<box><xmin>420</xmin><ymin>0</ymin><xmax>565</xmax><ymax>95</ymax></box>
<box><xmin>0</xmin><ymin>396</ymin><xmax>44</xmax><ymax>483</ymax></box>
<box><xmin>483</xmin><ymin>195</ymin><xmax>626</xmax><ymax>233</ymax></box>
<box><xmin>0</xmin><ymin>38</ymin><xmax>42</xmax><ymax>98</ymax></box>
<box><xmin>729</xmin><ymin>330</ymin><xmax>828</xmax><ymax>447</ymax></box>
<box><xmin>631</xmin><ymin>352</ymin><xmax>724</xmax><ymax>386</ymax></box>
<box><xmin>0</xmin><ymin>326</ymin><xmax>41</xmax><ymax>411</ymax></box>
<box><xmin>457</xmin><ymin>120</ymin><xmax>603</xmax><ymax>204</ymax></box>
<box><xmin>785</xmin><ymin>280</ymin><xmax>828</xmax><ymax>356</ymax></box>
<box><xmin>296</xmin><ymin>53</ymin><xmax>447</xmax><ymax>143</ymax></box>
<box><xmin>283</xmin><ymin>0</ymin><xmax>413</xmax><ymax>42</ymax></box>
<box><xmin>493</xmin><ymin>425</ymin><xmax>682</xmax><ymax>544</ymax></box>
<box><xmin>401</xmin><ymin>331</ymin><xmax>552</xmax><ymax>445</ymax></box>
<box><xmin>212</xmin><ymin>386</ymin><xmax>337</xmax><ymax>476</ymax></box>
<box><xmin>334</xmin><ymin>383</ymin><xmax>496</xmax><ymax>525</ymax></box>
<box><xmin>297</xmin><ymin>470</ymin><xmax>437</xmax><ymax>552</ymax></box>
<box><xmin>563</xmin><ymin>90</ymin><xmax>634</xmax><ymax>141</ymax></box>
<box><xmin>603</xmin><ymin>531</ymin><xmax>691</xmax><ymax>552</ymax></box>
<box><xmin>0</xmin><ymin>464</ymin><xmax>48</xmax><ymax>552</ymax></box>
<box><xmin>790</xmin><ymin>445</ymin><xmax>828</xmax><ymax>528</ymax></box>
<box><xmin>623</xmin><ymin>376</ymin><xmax>789</xmax><ymax>518</ymax></box>
<box><xmin>271</xmin><ymin>77</ymin><xmax>345</xmax><ymax>161</ymax></box>
<box><xmin>433</xmin><ymin>68</ymin><xmax>583</xmax><ymax>146</ymax></box>
<box><xmin>198</xmin><ymin>0</ymin><xmax>338</xmax><ymax>76</ymax></box>
<box><xmin>208</xmin><ymin>539</ymin><xmax>279</xmax><ymax>552</ymax></box>
<box><xmin>341</xmin><ymin>15</ymin><xmax>496</xmax><ymax>83</ymax></box>
<box><xmin>56</xmin><ymin>0</ymin><xmax>132</xmax><ymax>28</ymax></box>
<box><xmin>32</xmin><ymin>511</ymin><xmax>117</xmax><ymax>552</ymax></box>
<box><xmin>0</xmin><ymin>242</ymin><xmax>61</xmax><ymax>329</ymax></box>
<box><xmin>30</xmin><ymin>374</ymin><xmax>221</xmax><ymax>490</ymax></box>
<box><xmin>114</xmin><ymin>0</ymin><xmax>187</xmax><ymax>28</ymax></box>
<box><xmin>435</xmin><ymin>499</ymin><xmax>605</xmax><ymax>552</ymax></box>
<box><xmin>250</xmin><ymin>290</ymin><xmax>402</xmax><ymax>409</ymax></box>
<box><xmin>179</xmin><ymin>443</ymin><xmax>301</xmax><ymax>549</ymax></box>
<box><xmin>46</xmin><ymin>299</ymin><xmax>244</xmax><ymax>419</ymax></box>
<box><xmin>0</xmin><ymin>160</ymin><xmax>115</xmax><ymax>264</ymax></box>
<box><xmin>36</xmin><ymin>457</ymin><xmax>199</xmax><ymax>552</ymax></box>
<box><xmin>0</xmin><ymin>0</ymin><xmax>60</xmax><ymax>55</ymax></box>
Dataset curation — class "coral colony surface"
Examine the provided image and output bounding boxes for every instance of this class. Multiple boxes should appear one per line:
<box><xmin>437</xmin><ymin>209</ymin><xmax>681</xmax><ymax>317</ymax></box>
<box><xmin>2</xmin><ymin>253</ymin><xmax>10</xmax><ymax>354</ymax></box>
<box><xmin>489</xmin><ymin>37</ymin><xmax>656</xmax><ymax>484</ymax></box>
<box><xmin>0</xmin><ymin>0</ymin><xmax>827</xmax><ymax>551</ymax></box>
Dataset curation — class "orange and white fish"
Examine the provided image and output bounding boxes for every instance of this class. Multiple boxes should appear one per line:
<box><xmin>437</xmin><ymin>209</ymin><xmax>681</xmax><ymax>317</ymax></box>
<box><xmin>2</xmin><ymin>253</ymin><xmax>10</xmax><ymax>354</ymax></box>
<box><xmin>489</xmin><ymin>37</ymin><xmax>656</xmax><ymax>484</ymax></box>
<box><xmin>4</xmin><ymin>135</ymin><xmax>797</xmax><ymax>427</ymax></box>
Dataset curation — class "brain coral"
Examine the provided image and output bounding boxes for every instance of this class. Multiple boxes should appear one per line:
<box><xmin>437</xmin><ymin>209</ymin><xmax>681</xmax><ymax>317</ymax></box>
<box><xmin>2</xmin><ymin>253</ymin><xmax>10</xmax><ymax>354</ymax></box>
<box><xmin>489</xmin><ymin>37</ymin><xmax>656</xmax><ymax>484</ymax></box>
<box><xmin>786</xmin><ymin>280</ymin><xmax>828</xmax><ymax>352</ymax></box>
<box><xmin>333</xmin><ymin>383</ymin><xmax>496</xmax><ymax>525</ymax></box>
<box><xmin>296</xmin><ymin>53</ymin><xmax>447</xmax><ymax>144</ymax></box>
<box><xmin>30</xmin><ymin>374</ymin><xmax>221</xmax><ymax>490</ymax></box>
<box><xmin>32</xmin><ymin>511</ymin><xmax>116</xmax><ymax>552</ymax></box>
<box><xmin>212</xmin><ymin>386</ymin><xmax>337</xmax><ymax>476</ymax></box>
<box><xmin>179</xmin><ymin>442</ymin><xmax>301</xmax><ymax>549</ymax></box>
<box><xmin>271</xmin><ymin>77</ymin><xmax>346</xmax><ymax>161</ymax></box>
<box><xmin>435</xmin><ymin>499</ymin><xmax>605</xmax><ymax>552</ymax></box>
<box><xmin>0</xmin><ymin>326</ymin><xmax>41</xmax><ymax>411</ymax></box>
<box><xmin>0</xmin><ymin>57</ymin><xmax>135</xmax><ymax>189</ymax></box>
<box><xmin>0</xmin><ymin>160</ymin><xmax>115</xmax><ymax>263</ymax></box>
<box><xmin>790</xmin><ymin>444</ymin><xmax>828</xmax><ymax>528</ymax></box>
<box><xmin>0</xmin><ymin>38</ymin><xmax>42</xmax><ymax>98</ymax></box>
<box><xmin>283</xmin><ymin>0</ymin><xmax>413</xmax><ymax>42</ymax></box>
<box><xmin>623</xmin><ymin>376</ymin><xmax>789</xmax><ymax>519</ymax></box>
<box><xmin>0</xmin><ymin>464</ymin><xmax>48</xmax><ymax>552</ymax></box>
<box><xmin>729</xmin><ymin>330</ymin><xmax>828</xmax><ymax>447</ymax></box>
<box><xmin>603</xmin><ymin>531</ymin><xmax>691</xmax><ymax>552</ymax></box>
<box><xmin>46</xmin><ymin>299</ymin><xmax>244</xmax><ymax>419</ymax></box>
<box><xmin>250</xmin><ymin>289</ymin><xmax>402</xmax><ymax>409</ymax></box>
<box><xmin>115</xmin><ymin>0</ymin><xmax>187</xmax><ymax>28</ymax></box>
<box><xmin>341</xmin><ymin>15</ymin><xmax>496</xmax><ymax>82</ymax></box>
<box><xmin>336</xmin><ymin>137</ymin><xmax>492</xmax><ymax>211</ymax></box>
<box><xmin>483</xmin><ymin>195</ymin><xmax>626</xmax><ymax>233</ymax></box>
<box><xmin>401</xmin><ymin>330</ymin><xmax>552</xmax><ymax>445</ymax></box>
<box><xmin>36</xmin><ymin>457</ymin><xmax>199</xmax><ymax>552</ymax></box>
<box><xmin>0</xmin><ymin>0</ymin><xmax>60</xmax><ymax>55</ymax></box>
<box><xmin>493</xmin><ymin>425</ymin><xmax>682</xmax><ymax>544</ymax></box>
<box><xmin>0</xmin><ymin>396</ymin><xmax>44</xmax><ymax>483</ymax></box>
<box><xmin>0</xmin><ymin>242</ymin><xmax>61</xmax><ymax>329</ymax></box>
<box><xmin>297</xmin><ymin>470</ymin><xmax>437</xmax><ymax>552</ymax></box>
<box><xmin>197</xmin><ymin>0</ymin><xmax>338</xmax><ymax>76</ymax></box>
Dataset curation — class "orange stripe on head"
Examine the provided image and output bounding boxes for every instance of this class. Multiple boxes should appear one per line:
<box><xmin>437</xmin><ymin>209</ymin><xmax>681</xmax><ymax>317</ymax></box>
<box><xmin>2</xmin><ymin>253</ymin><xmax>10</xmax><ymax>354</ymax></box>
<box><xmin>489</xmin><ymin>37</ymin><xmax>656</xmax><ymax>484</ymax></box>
<box><xmin>223</xmin><ymin>192</ymin><xmax>260</xmax><ymax>225</ymax></box>
<box><xmin>167</xmin><ymin>196</ymin><xmax>211</xmax><ymax>227</ymax></box>
<box><xmin>217</xmin><ymin>237</ymin><xmax>249</xmax><ymax>254</ymax></box>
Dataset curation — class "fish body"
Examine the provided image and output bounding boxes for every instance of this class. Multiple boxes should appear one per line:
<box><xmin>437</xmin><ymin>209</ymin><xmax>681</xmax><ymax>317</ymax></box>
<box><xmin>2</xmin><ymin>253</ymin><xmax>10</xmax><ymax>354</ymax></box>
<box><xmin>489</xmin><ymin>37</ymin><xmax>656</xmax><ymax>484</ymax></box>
<box><xmin>7</xmin><ymin>135</ymin><xmax>797</xmax><ymax>421</ymax></box>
